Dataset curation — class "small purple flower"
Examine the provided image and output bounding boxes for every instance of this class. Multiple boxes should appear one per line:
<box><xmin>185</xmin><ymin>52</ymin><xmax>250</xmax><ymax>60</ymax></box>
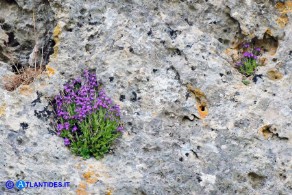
<box><xmin>72</xmin><ymin>126</ymin><xmax>78</xmax><ymax>132</ymax></box>
<box><xmin>243</xmin><ymin>52</ymin><xmax>252</xmax><ymax>58</ymax></box>
<box><xmin>64</xmin><ymin>138</ymin><xmax>71</xmax><ymax>146</ymax></box>
<box><xmin>117</xmin><ymin>126</ymin><xmax>124</xmax><ymax>132</ymax></box>
<box><xmin>255</xmin><ymin>47</ymin><xmax>261</xmax><ymax>52</ymax></box>
<box><xmin>243</xmin><ymin>43</ymin><xmax>250</xmax><ymax>48</ymax></box>
<box><xmin>57</xmin><ymin>124</ymin><xmax>64</xmax><ymax>131</ymax></box>
<box><xmin>64</xmin><ymin>122</ymin><xmax>70</xmax><ymax>130</ymax></box>
<box><xmin>252</xmin><ymin>54</ymin><xmax>257</xmax><ymax>59</ymax></box>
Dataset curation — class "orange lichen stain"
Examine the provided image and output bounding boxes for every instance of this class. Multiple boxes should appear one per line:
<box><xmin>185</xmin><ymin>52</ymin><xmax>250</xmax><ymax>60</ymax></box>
<box><xmin>46</xmin><ymin>65</ymin><xmax>56</xmax><ymax>77</ymax></box>
<box><xmin>19</xmin><ymin>85</ymin><xmax>33</xmax><ymax>96</ymax></box>
<box><xmin>76</xmin><ymin>182</ymin><xmax>88</xmax><ymax>195</ymax></box>
<box><xmin>275</xmin><ymin>1</ymin><xmax>292</xmax><ymax>14</ymax></box>
<box><xmin>197</xmin><ymin>104</ymin><xmax>208</xmax><ymax>119</ymax></box>
<box><xmin>52</xmin><ymin>23</ymin><xmax>62</xmax><ymax>58</ymax></box>
<box><xmin>259</xmin><ymin>125</ymin><xmax>274</xmax><ymax>139</ymax></box>
<box><xmin>267</xmin><ymin>69</ymin><xmax>283</xmax><ymax>80</ymax></box>
<box><xmin>83</xmin><ymin>171</ymin><xmax>99</xmax><ymax>184</ymax></box>
<box><xmin>0</xmin><ymin>103</ymin><xmax>6</xmax><ymax>117</ymax></box>
<box><xmin>187</xmin><ymin>84</ymin><xmax>208</xmax><ymax>119</ymax></box>
<box><xmin>276</xmin><ymin>14</ymin><xmax>289</xmax><ymax>28</ymax></box>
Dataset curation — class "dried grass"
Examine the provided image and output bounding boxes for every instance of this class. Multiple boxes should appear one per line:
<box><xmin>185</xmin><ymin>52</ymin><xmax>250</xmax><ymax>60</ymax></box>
<box><xmin>3</xmin><ymin>68</ymin><xmax>43</xmax><ymax>91</ymax></box>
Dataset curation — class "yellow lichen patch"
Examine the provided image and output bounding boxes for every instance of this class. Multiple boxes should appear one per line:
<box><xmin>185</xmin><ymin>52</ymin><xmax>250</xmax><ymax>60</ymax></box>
<box><xmin>0</xmin><ymin>103</ymin><xmax>6</xmax><ymax>117</ymax></box>
<box><xmin>275</xmin><ymin>1</ymin><xmax>292</xmax><ymax>14</ymax></box>
<box><xmin>76</xmin><ymin>182</ymin><xmax>87</xmax><ymax>195</ymax></box>
<box><xmin>83</xmin><ymin>171</ymin><xmax>99</xmax><ymax>184</ymax></box>
<box><xmin>106</xmin><ymin>189</ymin><xmax>113</xmax><ymax>195</ymax></box>
<box><xmin>259</xmin><ymin>125</ymin><xmax>274</xmax><ymax>139</ymax></box>
<box><xmin>187</xmin><ymin>84</ymin><xmax>208</xmax><ymax>119</ymax></box>
<box><xmin>267</xmin><ymin>69</ymin><xmax>283</xmax><ymax>80</ymax></box>
<box><xmin>19</xmin><ymin>85</ymin><xmax>33</xmax><ymax>96</ymax></box>
<box><xmin>52</xmin><ymin>23</ymin><xmax>62</xmax><ymax>58</ymax></box>
<box><xmin>46</xmin><ymin>65</ymin><xmax>56</xmax><ymax>77</ymax></box>
<box><xmin>276</xmin><ymin>14</ymin><xmax>289</xmax><ymax>28</ymax></box>
<box><xmin>265</xmin><ymin>29</ymin><xmax>273</xmax><ymax>36</ymax></box>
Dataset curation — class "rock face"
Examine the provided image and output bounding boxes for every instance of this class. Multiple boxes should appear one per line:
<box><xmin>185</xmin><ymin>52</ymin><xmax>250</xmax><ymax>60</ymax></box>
<box><xmin>0</xmin><ymin>0</ymin><xmax>292</xmax><ymax>194</ymax></box>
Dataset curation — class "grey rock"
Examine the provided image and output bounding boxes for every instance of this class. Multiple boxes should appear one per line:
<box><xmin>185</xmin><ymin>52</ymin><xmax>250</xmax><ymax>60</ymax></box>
<box><xmin>0</xmin><ymin>0</ymin><xmax>291</xmax><ymax>194</ymax></box>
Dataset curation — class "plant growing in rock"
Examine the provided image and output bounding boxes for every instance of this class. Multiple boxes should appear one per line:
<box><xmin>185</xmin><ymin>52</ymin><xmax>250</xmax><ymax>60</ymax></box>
<box><xmin>53</xmin><ymin>70</ymin><xmax>123</xmax><ymax>159</ymax></box>
<box><xmin>235</xmin><ymin>42</ymin><xmax>262</xmax><ymax>76</ymax></box>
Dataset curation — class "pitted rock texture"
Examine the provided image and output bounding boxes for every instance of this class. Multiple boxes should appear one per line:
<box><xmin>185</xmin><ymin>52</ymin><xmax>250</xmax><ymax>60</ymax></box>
<box><xmin>0</xmin><ymin>0</ymin><xmax>292</xmax><ymax>194</ymax></box>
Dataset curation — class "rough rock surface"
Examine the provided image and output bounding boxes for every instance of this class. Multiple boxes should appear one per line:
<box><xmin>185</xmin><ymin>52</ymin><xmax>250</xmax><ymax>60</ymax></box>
<box><xmin>0</xmin><ymin>0</ymin><xmax>291</xmax><ymax>194</ymax></box>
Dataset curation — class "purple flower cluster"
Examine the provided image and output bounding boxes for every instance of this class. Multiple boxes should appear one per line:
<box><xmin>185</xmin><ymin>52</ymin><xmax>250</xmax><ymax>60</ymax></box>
<box><xmin>54</xmin><ymin>70</ymin><xmax>122</xmax><ymax>146</ymax></box>
<box><xmin>236</xmin><ymin>42</ymin><xmax>261</xmax><ymax>67</ymax></box>
<box><xmin>243</xmin><ymin>51</ymin><xmax>257</xmax><ymax>59</ymax></box>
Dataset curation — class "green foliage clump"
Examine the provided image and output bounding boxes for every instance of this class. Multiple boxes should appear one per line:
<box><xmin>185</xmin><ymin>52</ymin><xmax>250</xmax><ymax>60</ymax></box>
<box><xmin>235</xmin><ymin>42</ymin><xmax>262</xmax><ymax>77</ymax></box>
<box><xmin>54</xmin><ymin>70</ymin><xmax>123</xmax><ymax>159</ymax></box>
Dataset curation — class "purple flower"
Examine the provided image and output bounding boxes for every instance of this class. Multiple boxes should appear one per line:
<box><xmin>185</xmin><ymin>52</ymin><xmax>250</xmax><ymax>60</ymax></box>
<box><xmin>255</xmin><ymin>47</ymin><xmax>261</xmax><ymax>52</ymax></box>
<box><xmin>64</xmin><ymin>122</ymin><xmax>70</xmax><ymax>130</ymax></box>
<box><xmin>64</xmin><ymin>138</ymin><xmax>71</xmax><ymax>146</ymax></box>
<box><xmin>72</xmin><ymin>126</ymin><xmax>78</xmax><ymax>132</ymax></box>
<box><xmin>54</xmin><ymin>69</ymin><xmax>123</xmax><ymax>155</ymax></box>
<box><xmin>57</xmin><ymin>123</ymin><xmax>64</xmax><ymax>131</ymax></box>
<box><xmin>243</xmin><ymin>52</ymin><xmax>253</xmax><ymax>58</ymax></box>
<box><xmin>117</xmin><ymin>126</ymin><xmax>124</xmax><ymax>132</ymax></box>
<box><xmin>243</xmin><ymin>43</ymin><xmax>250</xmax><ymax>48</ymax></box>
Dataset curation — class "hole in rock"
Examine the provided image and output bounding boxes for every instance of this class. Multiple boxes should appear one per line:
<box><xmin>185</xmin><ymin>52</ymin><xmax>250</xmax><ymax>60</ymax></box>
<box><xmin>252</xmin><ymin>32</ymin><xmax>279</xmax><ymax>56</ymax></box>
<box><xmin>147</xmin><ymin>29</ymin><xmax>152</xmax><ymax>36</ymax></box>
<box><xmin>4</xmin><ymin>0</ymin><xmax>17</xmax><ymax>5</ymax></box>
<box><xmin>247</xmin><ymin>172</ymin><xmax>266</xmax><ymax>189</ymax></box>
<box><xmin>2</xmin><ymin>23</ymin><xmax>11</xmax><ymax>31</ymax></box>
<box><xmin>43</xmin><ymin>38</ymin><xmax>56</xmax><ymax>65</ymax></box>
<box><xmin>130</xmin><ymin>91</ymin><xmax>137</xmax><ymax>102</ymax></box>
<box><xmin>129</xmin><ymin>47</ymin><xmax>134</xmax><ymax>53</ymax></box>
<box><xmin>120</xmin><ymin>95</ymin><xmax>126</xmax><ymax>102</ymax></box>
<box><xmin>20</xmin><ymin>123</ymin><xmax>29</xmax><ymax>130</ymax></box>
<box><xmin>199</xmin><ymin>105</ymin><xmax>205</xmax><ymax>111</ymax></box>
<box><xmin>7</xmin><ymin>32</ymin><xmax>20</xmax><ymax>47</ymax></box>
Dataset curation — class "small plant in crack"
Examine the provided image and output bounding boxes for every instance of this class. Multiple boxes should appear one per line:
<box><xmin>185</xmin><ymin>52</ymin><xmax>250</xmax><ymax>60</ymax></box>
<box><xmin>53</xmin><ymin>70</ymin><xmax>124</xmax><ymax>159</ymax></box>
<box><xmin>235</xmin><ymin>42</ymin><xmax>262</xmax><ymax>77</ymax></box>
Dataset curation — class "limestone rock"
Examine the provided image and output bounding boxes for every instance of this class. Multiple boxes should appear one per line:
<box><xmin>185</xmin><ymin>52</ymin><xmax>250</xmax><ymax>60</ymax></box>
<box><xmin>0</xmin><ymin>0</ymin><xmax>291</xmax><ymax>194</ymax></box>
